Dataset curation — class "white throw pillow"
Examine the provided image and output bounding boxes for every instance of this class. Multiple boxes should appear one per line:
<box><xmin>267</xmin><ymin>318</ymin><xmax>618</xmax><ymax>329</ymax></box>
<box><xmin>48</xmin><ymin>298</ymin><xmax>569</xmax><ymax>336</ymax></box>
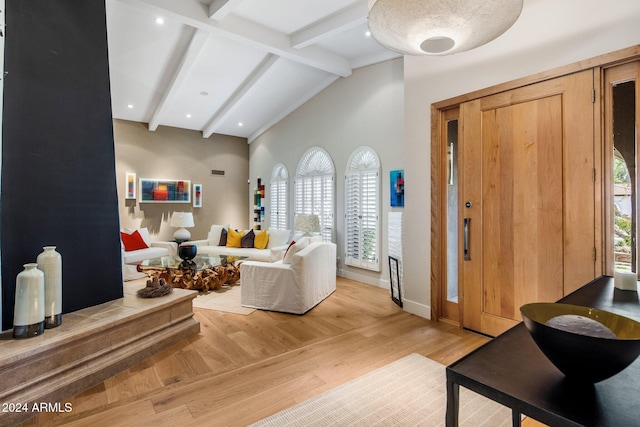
<box><xmin>267</xmin><ymin>228</ymin><xmax>291</xmax><ymax>249</ymax></box>
<box><xmin>207</xmin><ymin>224</ymin><xmax>226</xmax><ymax>245</ymax></box>
<box><xmin>137</xmin><ymin>227</ymin><xmax>152</xmax><ymax>246</ymax></box>
<box><xmin>282</xmin><ymin>237</ymin><xmax>309</xmax><ymax>264</ymax></box>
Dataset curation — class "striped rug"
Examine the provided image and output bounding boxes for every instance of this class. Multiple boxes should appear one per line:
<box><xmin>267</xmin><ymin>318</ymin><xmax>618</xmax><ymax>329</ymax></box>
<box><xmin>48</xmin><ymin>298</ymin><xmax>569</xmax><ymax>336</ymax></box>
<box><xmin>251</xmin><ymin>353</ymin><xmax>512</xmax><ymax>427</ymax></box>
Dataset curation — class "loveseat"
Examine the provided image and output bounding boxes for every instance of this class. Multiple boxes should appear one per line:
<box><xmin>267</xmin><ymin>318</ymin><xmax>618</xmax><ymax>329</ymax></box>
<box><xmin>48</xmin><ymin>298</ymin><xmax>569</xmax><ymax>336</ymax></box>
<box><xmin>189</xmin><ymin>225</ymin><xmax>292</xmax><ymax>262</ymax></box>
<box><xmin>120</xmin><ymin>227</ymin><xmax>177</xmax><ymax>281</ymax></box>
<box><xmin>240</xmin><ymin>239</ymin><xmax>336</xmax><ymax>314</ymax></box>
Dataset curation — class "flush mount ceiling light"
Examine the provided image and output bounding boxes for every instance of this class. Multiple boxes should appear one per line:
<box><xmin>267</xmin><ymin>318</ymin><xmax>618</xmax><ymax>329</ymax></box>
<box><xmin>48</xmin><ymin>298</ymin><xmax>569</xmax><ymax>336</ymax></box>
<box><xmin>367</xmin><ymin>0</ymin><xmax>523</xmax><ymax>55</ymax></box>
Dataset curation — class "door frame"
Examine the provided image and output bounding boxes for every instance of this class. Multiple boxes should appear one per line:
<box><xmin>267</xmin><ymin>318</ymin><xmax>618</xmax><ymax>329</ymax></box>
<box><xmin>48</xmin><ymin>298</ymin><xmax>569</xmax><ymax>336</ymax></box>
<box><xmin>430</xmin><ymin>45</ymin><xmax>640</xmax><ymax>325</ymax></box>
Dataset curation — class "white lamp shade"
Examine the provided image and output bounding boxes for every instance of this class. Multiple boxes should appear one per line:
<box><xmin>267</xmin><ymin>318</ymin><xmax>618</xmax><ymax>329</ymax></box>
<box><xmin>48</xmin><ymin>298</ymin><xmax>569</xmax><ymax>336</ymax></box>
<box><xmin>171</xmin><ymin>212</ymin><xmax>194</xmax><ymax>241</ymax></box>
<box><xmin>368</xmin><ymin>0</ymin><xmax>523</xmax><ymax>55</ymax></box>
<box><xmin>294</xmin><ymin>214</ymin><xmax>321</xmax><ymax>234</ymax></box>
<box><xmin>170</xmin><ymin>212</ymin><xmax>194</xmax><ymax>228</ymax></box>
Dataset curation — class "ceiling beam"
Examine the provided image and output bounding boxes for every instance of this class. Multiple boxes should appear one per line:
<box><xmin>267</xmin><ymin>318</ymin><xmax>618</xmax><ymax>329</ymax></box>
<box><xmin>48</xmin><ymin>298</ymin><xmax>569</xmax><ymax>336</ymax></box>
<box><xmin>115</xmin><ymin>0</ymin><xmax>352</xmax><ymax>77</ymax></box>
<box><xmin>291</xmin><ymin>2</ymin><xmax>368</xmax><ymax>49</ymax></box>
<box><xmin>208</xmin><ymin>0</ymin><xmax>244</xmax><ymax>21</ymax></box>
<box><xmin>202</xmin><ymin>54</ymin><xmax>280</xmax><ymax>139</ymax></box>
<box><xmin>148</xmin><ymin>28</ymin><xmax>209</xmax><ymax>131</ymax></box>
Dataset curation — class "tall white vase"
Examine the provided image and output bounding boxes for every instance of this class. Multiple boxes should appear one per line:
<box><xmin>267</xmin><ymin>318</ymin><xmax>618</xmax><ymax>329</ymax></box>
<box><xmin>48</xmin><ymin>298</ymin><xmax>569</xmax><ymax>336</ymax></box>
<box><xmin>13</xmin><ymin>263</ymin><xmax>45</xmax><ymax>339</ymax></box>
<box><xmin>37</xmin><ymin>246</ymin><xmax>63</xmax><ymax>328</ymax></box>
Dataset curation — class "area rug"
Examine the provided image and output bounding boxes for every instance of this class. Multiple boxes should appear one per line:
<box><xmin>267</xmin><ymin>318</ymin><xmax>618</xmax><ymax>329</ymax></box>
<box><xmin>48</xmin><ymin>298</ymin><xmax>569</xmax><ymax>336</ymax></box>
<box><xmin>192</xmin><ymin>284</ymin><xmax>256</xmax><ymax>315</ymax></box>
<box><xmin>251</xmin><ymin>353</ymin><xmax>512</xmax><ymax>426</ymax></box>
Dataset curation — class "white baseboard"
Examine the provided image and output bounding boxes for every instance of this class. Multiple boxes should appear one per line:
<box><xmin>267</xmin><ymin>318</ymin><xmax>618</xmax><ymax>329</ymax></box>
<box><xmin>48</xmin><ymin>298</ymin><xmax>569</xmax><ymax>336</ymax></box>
<box><xmin>401</xmin><ymin>299</ymin><xmax>431</xmax><ymax>320</ymax></box>
<box><xmin>338</xmin><ymin>269</ymin><xmax>387</xmax><ymax>289</ymax></box>
<box><xmin>337</xmin><ymin>270</ymin><xmax>431</xmax><ymax>320</ymax></box>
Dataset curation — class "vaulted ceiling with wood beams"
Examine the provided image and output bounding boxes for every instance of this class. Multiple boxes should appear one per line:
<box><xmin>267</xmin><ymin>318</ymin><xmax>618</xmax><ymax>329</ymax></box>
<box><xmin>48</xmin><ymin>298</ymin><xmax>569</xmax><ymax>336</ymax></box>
<box><xmin>106</xmin><ymin>0</ymin><xmax>400</xmax><ymax>142</ymax></box>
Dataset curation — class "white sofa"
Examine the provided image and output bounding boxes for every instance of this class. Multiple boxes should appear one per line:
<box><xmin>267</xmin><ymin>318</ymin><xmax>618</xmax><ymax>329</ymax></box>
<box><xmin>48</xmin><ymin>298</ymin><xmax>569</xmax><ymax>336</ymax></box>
<box><xmin>190</xmin><ymin>225</ymin><xmax>291</xmax><ymax>262</ymax></box>
<box><xmin>120</xmin><ymin>227</ymin><xmax>177</xmax><ymax>281</ymax></box>
<box><xmin>240</xmin><ymin>240</ymin><xmax>336</xmax><ymax>314</ymax></box>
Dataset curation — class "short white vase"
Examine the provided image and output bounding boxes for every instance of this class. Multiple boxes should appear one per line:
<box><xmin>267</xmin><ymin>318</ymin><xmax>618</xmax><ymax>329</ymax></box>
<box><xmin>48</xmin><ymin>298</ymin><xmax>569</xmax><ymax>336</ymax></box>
<box><xmin>37</xmin><ymin>246</ymin><xmax>63</xmax><ymax>328</ymax></box>
<box><xmin>13</xmin><ymin>263</ymin><xmax>46</xmax><ymax>339</ymax></box>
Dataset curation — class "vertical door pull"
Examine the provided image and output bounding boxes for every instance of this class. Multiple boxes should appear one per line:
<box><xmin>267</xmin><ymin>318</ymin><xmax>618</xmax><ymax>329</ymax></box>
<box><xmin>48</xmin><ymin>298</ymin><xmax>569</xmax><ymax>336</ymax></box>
<box><xmin>448</xmin><ymin>143</ymin><xmax>454</xmax><ymax>185</ymax></box>
<box><xmin>464</xmin><ymin>218</ymin><xmax>471</xmax><ymax>261</ymax></box>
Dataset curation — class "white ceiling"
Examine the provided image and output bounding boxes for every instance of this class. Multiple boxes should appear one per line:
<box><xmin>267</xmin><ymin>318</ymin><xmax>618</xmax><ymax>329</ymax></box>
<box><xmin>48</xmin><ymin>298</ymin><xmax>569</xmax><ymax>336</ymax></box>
<box><xmin>106</xmin><ymin>0</ymin><xmax>640</xmax><ymax>143</ymax></box>
<box><xmin>106</xmin><ymin>0</ymin><xmax>399</xmax><ymax>142</ymax></box>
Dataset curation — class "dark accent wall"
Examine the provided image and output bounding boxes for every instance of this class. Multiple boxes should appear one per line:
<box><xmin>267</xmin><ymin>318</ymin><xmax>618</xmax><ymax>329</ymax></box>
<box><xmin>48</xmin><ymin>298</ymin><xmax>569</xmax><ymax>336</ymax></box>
<box><xmin>1</xmin><ymin>0</ymin><xmax>123</xmax><ymax>329</ymax></box>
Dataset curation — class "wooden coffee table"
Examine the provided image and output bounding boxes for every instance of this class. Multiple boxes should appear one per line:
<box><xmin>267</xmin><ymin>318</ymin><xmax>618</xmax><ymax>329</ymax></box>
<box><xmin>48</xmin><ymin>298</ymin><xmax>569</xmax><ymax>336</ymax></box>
<box><xmin>446</xmin><ymin>276</ymin><xmax>640</xmax><ymax>427</ymax></box>
<box><xmin>136</xmin><ymin>254</ymin><xmax>247</xmax><ymax>292</ymax></box>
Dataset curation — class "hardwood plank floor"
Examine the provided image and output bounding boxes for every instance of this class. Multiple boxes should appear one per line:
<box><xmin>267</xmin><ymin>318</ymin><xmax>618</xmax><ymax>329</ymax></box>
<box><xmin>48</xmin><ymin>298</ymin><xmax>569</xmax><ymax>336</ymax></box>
<box><xmin>20</xmin><ymin>277</ymin><xmax>494</xmax><ymax>427</ymax></box>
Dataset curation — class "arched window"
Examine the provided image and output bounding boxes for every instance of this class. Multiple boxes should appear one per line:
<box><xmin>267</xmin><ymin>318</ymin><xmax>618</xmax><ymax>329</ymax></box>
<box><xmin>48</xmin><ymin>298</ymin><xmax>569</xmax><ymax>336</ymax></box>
<box><xmin>345</xmin><ymin>146</ymin><xmax>381</xmax><ymax>271</ymax></box>
<box><xmin>295</xmin><ymin>147</ymin><xmax>335</xmax><ymax>242</ymax></box>
<box><xmin>270</xmin><ymin>163</ymin><xmax>289</xmax><ymax>230</ymax></box>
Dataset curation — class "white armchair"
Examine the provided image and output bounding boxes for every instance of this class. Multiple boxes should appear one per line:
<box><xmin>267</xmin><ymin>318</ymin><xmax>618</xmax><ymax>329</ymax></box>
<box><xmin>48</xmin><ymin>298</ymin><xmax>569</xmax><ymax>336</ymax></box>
<box><xmin>240</xmin><ymin>240</ymin><xmax>336</xmax><ymax>314</ymax></box>
<box><xmin>120</xmin><ymin>227</ymin><xmax>177</xmax><ymax>281</ymax></box>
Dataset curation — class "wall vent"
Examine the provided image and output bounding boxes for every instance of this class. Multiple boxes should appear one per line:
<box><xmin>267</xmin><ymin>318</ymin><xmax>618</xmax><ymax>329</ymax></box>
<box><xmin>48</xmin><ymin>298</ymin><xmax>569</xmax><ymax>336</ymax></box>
<box><xmin>211</xmin><ymin>170</ymin><xmax>225</xmax><ymax>176</ymax></box>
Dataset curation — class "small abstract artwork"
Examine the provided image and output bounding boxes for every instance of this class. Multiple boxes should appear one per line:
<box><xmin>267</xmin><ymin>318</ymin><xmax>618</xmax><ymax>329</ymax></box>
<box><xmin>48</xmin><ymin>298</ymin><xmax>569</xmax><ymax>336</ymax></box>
<box><xmin>193</xmin><ymin>184</ymin><xmax>203</xmax><ymax>207</ymax></box>
<box><xmin>390</xmin><ymin>169</ymin><xmax>404</xmax><ymax>207</ymax></box>
<box><xmin>125</xmin><ymin>172</ymin><xmax>136</xmax><ymax>199</ymax></box>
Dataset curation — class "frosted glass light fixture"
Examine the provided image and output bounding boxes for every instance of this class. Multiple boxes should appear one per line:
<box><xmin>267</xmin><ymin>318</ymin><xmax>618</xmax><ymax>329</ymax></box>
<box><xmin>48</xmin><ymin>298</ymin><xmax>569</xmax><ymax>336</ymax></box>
<box><xmin>367</xmin><ymin>0</ymin><xmax>523</xmax><ymax>55</ymax></box>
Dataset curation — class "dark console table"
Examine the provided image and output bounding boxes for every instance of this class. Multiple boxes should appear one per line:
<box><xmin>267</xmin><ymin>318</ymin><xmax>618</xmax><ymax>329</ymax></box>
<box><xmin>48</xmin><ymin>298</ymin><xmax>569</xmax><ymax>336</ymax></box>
<box><xmin>446</xmin><ymin>276</ymin><xmax>640</xmax><ymax>427</ymax></box>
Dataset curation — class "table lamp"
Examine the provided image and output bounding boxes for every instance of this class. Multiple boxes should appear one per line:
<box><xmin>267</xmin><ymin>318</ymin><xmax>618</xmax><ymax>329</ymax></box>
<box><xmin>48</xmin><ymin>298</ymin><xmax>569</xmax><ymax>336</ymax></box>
<box><xmin>294</xmin><ymin>214</ymin><xmax>321</xmax><ymax>236</ymax></box>
<box><xmin>170</xmin><ymin>212</ymin><xmax>194</xmax><ymax>242</ymax></box>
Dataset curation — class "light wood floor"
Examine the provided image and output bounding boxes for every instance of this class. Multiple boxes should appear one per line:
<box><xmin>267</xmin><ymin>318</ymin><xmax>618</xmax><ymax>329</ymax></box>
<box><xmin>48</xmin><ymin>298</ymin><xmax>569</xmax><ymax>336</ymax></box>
<box><xmin>21</xmin><ymin>277</ymin><xmax>504</xmax><ymax>426</ymax></box>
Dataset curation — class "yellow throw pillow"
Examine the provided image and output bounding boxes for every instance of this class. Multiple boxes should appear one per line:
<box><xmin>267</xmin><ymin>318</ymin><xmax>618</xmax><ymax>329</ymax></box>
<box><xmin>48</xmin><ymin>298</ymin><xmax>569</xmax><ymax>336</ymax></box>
<box><xmin>254</xmin><ymin>230</ymin><xmax>269</xmax><ymax>249</ymax></box>
<box><xmin>226</xmin><ymin>228</ymin><xmax>243</xmax><ymax>248</ymax></box>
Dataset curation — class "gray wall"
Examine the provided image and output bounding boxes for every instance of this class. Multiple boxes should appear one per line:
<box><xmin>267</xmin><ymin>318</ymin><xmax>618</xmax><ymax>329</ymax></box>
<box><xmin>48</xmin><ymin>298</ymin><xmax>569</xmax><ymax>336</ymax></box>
<box><xmin>250</xmin><ymin>59</ymin><xmax>404</xmax><ymax>288</ymax></box>
<box><xmin>114</xmin><ymin>120</ymin><xmax>250</xmax><ymax>241</ymax></box>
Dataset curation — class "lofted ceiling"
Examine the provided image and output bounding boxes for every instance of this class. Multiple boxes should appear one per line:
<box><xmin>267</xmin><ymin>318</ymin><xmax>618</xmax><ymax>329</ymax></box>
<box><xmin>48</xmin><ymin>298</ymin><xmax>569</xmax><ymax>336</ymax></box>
<box><xmin>106</xmin><ymin>0</ymin><xmax>640</xmax><ymax>143</ymax></box>
<box><xmin>106</xmin><ymin>0</ymin><xmax>400</xmax><ymax>142</ymax></box>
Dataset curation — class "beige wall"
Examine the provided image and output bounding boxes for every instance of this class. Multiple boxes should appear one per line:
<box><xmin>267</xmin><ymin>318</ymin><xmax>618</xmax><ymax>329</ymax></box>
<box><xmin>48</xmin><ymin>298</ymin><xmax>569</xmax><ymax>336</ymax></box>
<box><xmin>114</xmin><ymin>119</ymin><xmax>250</xmax><ymax>242</ymax></box>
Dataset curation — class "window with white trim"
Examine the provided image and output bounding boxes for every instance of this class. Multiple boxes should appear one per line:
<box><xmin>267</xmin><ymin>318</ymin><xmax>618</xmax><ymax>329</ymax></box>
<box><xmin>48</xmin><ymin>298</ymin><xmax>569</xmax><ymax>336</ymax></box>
<box><xmin>345</xmin><ymin>147</ymin><xmax>381</xmax><ymax>271</ymax></box>
<box><xmin>270</xmin><ymin>163</ymin><xmax>289</xmax><ymax>230</ymax></box>
<box><xmin>295</xmin><ymin>147</ymin><xmax>335</xmax><ymax>242</ymax></box>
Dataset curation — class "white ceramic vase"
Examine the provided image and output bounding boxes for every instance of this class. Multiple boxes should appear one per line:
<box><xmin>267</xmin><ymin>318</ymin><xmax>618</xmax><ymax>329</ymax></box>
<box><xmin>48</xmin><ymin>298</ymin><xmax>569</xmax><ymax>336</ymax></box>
<box><xmin>37</xmin><ymin>246</ymin><xmax>63</xmax><ymax>328</ymax></box>
<box><xmin>13</xmin><ymin>263</ymin><xmax>45</xmax><ymax>339</ymax></box>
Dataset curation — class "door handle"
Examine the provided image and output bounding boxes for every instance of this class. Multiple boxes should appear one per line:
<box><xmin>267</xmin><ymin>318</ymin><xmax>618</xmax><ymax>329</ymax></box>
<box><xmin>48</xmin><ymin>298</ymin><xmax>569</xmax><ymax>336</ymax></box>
<box><xmin>464</xmin><ymin>218</ymin><xmax>471</xmax><ymax>261</ymax></box>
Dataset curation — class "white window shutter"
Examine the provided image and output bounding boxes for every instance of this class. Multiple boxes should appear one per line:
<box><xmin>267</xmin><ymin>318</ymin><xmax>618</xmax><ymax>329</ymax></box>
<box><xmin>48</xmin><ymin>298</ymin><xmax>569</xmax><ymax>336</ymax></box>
<box><xmin>344</xmin><ymin>147</ymin><xmax>381</xmax><ymax>271</ymax></box>
<box><xmin>270</xmin><ymin>164</ymin><xmax>289</xmax><ymax>230</ymax></box>
<box><xmin>295</xmin><ymin>148</ymin><xmax>335</xmax><ymax>242</ymax></box>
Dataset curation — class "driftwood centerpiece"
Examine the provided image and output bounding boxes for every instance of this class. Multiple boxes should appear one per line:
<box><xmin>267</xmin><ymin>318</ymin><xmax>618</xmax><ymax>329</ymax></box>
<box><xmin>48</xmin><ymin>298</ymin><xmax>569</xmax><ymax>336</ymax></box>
<box><xmin>137</xmin><ymin>262</ymin><xmax>241</xmax><ymax>292</ymax></box>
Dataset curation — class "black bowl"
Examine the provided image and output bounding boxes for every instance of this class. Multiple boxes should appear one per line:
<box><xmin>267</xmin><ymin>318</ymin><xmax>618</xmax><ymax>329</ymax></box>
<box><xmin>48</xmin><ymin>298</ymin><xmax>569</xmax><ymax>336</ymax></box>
<box><xmin>521</xmin><ymin>302</ymin><xmax>640</xmax><ymax>383</ymax></box>
<box><xmin>178</xmin><ymin>244</ymin><xmax>197</xmax><ymax>261</ymax></box>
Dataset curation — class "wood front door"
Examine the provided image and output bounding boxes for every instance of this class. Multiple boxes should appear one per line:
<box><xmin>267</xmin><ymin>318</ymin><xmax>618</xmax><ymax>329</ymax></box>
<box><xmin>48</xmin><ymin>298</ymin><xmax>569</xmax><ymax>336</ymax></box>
<box><xmin>460</xmin><ymin>70</ymin><xmax>597</xmax><ymax>336</ymax></box>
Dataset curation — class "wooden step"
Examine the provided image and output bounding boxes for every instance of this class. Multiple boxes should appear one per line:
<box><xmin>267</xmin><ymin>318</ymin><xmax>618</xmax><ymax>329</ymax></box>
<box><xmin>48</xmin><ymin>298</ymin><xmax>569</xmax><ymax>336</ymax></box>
<box><xmin>0</xmin><ymin>281</ymin><xmax>199</xmax><ymax>425</ymax></box>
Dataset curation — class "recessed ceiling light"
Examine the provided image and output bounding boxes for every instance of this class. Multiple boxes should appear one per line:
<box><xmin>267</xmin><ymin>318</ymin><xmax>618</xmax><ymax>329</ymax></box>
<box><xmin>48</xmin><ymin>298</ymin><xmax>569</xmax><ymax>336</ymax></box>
<box><xmin>127</xmin><ymin>104</ymin><xmax>133</xmax><ymax>109</ymax></box>
<box><xmin>186</xmin><ymin>114</ymin><xmax>192</xmax><ymax>118</ymax></box>
<box><xmin>238</xmin><ymin>122</ymin><xmax>244</xmax><ymax>127</ymax></box>
<box><xmin>156</xmin><ymin>17</ymin><xmax>164</xmax><ymax>25</ymax></box>
<box><xmin>365</xmin><ymin>31</ymin><xmax>371</xmax><ymax>37</ymax></box>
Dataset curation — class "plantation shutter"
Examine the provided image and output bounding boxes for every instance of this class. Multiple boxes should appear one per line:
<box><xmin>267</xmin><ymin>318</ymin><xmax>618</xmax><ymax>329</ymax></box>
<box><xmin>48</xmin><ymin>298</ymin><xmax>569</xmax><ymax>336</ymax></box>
<box><xmin>270</xmin><ymin>164</ymin><xmax>288</xmax><ymax>230</ymax></box>
<box><xmin>295</xmin><ymin>148</ymin><xmax>335</xmax><ymax>242</ymax></box>
<box><xmin>344</xmin><ymin>147</ymin><xmax>381</xmax><ymax>271</ymax></box>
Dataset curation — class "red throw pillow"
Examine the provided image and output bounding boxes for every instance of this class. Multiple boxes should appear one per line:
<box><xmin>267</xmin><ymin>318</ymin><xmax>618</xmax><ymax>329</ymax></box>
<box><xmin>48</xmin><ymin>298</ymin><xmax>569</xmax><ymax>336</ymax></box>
<box><xmin>120</xmin><ymin>230</ymin><xmax>149</xmax><ymax>252</ymax></box>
